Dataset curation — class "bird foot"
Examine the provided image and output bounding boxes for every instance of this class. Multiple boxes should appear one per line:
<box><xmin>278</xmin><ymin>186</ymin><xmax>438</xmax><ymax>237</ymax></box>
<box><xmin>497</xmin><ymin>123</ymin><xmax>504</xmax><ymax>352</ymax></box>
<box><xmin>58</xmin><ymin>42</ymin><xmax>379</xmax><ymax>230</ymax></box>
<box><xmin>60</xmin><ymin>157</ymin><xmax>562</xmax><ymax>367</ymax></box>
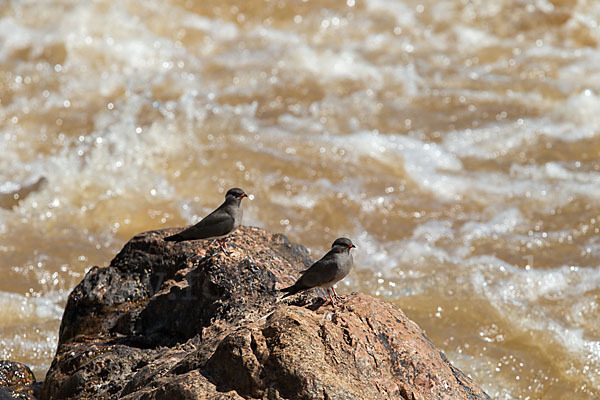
<box><xmin>331</xmin><ymin>288</ymin><xmax>343</xmax><ymax>301</ymax></box>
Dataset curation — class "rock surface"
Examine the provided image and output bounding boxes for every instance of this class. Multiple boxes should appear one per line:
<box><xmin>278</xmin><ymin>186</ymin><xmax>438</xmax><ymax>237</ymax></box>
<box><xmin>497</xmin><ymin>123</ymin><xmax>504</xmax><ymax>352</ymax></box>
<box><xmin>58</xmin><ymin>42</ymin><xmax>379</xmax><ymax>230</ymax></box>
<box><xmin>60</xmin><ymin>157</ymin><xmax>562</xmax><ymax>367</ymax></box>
<box><xmin>0</xmin><ymin>360</ymin><xmax>37</xmax><ymax>399</ymax></box>
<box><xmin>42</xmin><ymin>226</ymin><xmax>490</xmax><ymax>399</ymax></box>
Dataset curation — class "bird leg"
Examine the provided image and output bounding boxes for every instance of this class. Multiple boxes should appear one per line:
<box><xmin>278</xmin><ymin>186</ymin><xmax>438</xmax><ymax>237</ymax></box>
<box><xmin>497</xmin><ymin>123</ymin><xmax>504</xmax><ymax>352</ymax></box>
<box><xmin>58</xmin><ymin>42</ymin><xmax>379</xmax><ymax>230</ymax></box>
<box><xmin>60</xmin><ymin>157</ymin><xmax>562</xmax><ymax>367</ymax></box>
<box><xmin>327</xmin><ymin>288</ymin><xmax>337</xmax><ymax>307</ymax></box>
<box><xmin>211</xmin><ymin>239</ymin><xmax>229</xmax><ymax>254</ymax></box>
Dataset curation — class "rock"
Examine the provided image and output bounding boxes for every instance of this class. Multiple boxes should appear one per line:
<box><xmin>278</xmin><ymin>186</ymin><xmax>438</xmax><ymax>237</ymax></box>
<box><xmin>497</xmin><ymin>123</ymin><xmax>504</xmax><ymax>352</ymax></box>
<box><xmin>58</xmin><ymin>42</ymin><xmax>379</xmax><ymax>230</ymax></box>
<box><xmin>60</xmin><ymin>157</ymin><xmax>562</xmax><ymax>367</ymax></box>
<box><xmin>42</xmin><ymin>226</ymin><xmax>490</xmax><ymax>399</ymax></box>
<box><xmin>203</xmin><ymin>295</ymin><xmax>488</xmax><ymax>400</ymax></box>
<box><xmin>0</xmin><ymin>360</ymin><xmax>37</xmax><ymax>399</ymax></box>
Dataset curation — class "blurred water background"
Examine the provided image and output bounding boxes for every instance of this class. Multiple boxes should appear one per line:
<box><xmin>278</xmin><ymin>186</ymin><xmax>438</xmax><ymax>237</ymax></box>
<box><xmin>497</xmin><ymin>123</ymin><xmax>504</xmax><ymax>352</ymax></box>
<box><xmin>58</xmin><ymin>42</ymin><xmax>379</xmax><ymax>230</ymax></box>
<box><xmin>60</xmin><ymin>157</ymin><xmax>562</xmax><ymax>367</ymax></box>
<box><xmin>2</xmin><ymin>0</ymin><xmax>600</xmax><ymax>398</ymax></box>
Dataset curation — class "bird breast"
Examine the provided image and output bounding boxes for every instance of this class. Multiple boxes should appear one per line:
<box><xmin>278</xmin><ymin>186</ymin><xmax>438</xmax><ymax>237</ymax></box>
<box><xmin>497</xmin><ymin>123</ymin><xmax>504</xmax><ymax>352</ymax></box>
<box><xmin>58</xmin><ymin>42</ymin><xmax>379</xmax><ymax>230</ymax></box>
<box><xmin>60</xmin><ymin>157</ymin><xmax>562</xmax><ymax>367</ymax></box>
<box><xmin>232</xmin><ymin>205</ymin><xmax>243</xmax><ymax>228</ymax></box>
<box><xmin>333</xmin><ymin>252</ymin><xmax>353</xmax><ymax>280</ymax></box>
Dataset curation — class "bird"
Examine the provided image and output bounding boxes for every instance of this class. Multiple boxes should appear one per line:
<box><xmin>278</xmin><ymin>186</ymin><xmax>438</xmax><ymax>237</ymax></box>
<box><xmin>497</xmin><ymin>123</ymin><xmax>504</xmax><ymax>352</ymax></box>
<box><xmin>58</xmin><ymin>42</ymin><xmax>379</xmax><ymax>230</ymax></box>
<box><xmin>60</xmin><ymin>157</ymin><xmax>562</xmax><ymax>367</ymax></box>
<box><xmin>164</xmin><ymin>188</ymin><xmax>248</xmax><ymax>252</ymax></box>
<box><xmin>280</xmin><ymin>237</ymin><xmax>356</xmax><ymax>306</ymax></box>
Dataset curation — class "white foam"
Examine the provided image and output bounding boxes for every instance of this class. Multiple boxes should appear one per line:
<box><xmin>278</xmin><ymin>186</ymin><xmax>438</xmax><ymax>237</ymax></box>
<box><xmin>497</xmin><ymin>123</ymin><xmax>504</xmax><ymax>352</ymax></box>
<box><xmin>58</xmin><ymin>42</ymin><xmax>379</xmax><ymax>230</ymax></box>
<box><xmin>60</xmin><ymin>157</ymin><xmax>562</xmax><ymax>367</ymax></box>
<box><xmin>554</xmin><ymin>90</ymin><xmax>600</xmax><ymax>128</ymax></box>
<box><xmin>217</xmin><ymin>124</ymin><xmax>600</xmax><ymax>211</ymax></box>
<box><xmin>366</xmin><ymin>0</ymin><xmax>417</xmax><ymax>27</ymax></box>
<box><xmin>290</xmin><ymin>45</ymin><xmax>383</xmax><ymax>85</ymax></box>
<box><xmin>181</xmin><ymin>14</ymin><xmax>239</xmax><ymax>42</ymax></box>
<box><xmin>270</xmin><ymin>192</ymin><xmax>317</xmax><ymax>209</ymax></box>
<box><xmin>0</xmin><ymin>291</ymin><xmax>63</xmax><ymax>327</ymax></box>
<box><xmin>0</xmin><ymin>18</ymin><xmax>44</xmax><ymax>62</ymax></box>
<box><xmin>460</xmin><ymin>208</ymin><xmax>523</xmax><ymax>242</ymax></box>
<box><xmin>329</xmin><ymin>131</ymin><xmax>465</xmax><ymax>200</ymax></box>
<box><xmin>449</xmin><ymin>26</ymin><xmax>500</xmax><ymax>50</ymax></box>
<box><xmin>471</xmin><ymin>261</ymin><xmax>600</xmax><ymax>388</ymax></box>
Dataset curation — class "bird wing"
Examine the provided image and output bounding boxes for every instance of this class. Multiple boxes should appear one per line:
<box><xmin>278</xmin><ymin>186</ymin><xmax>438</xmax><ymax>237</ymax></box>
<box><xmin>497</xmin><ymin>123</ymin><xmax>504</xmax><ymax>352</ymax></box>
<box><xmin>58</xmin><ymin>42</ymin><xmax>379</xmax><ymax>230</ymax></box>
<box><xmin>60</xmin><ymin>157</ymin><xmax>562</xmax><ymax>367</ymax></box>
<box><xmin>295</xmin><ymin>253</ymin><xmax>338</xmax><ymax>289</ymax></box>
<box><xmin>174</xmin><ymin>207</ymin><xmax>235</xmax><ymax>241</ymax></box>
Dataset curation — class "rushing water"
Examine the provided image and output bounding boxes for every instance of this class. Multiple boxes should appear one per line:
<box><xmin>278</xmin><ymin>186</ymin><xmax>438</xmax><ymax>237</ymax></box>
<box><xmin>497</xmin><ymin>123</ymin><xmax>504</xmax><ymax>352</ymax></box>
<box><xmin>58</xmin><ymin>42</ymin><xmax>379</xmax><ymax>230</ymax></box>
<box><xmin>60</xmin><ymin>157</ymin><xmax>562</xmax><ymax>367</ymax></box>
<box><xmin>2</xmin><ymin>0</ymin><xmax>600</xmax><ymax>398</ymax></box>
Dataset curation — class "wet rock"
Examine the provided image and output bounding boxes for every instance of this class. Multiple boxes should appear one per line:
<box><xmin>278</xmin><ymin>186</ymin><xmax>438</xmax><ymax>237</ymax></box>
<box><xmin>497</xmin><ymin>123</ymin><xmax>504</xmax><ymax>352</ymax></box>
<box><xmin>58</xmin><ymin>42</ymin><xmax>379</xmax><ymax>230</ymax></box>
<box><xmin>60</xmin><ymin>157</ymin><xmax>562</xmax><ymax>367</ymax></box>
<box><xmin>42</xmin><ymin>226</ymin><xmax>489</xmax><ymax>399</ymax></box>
<box><xmin>0</xmin><ymin>176</ymin><xmax>47</xmax><ymax>210</ymax></box>
<box><xmin>0</xmin><ymin>360</ymin><xmax>37</xmax><ymax>399</ymax></box>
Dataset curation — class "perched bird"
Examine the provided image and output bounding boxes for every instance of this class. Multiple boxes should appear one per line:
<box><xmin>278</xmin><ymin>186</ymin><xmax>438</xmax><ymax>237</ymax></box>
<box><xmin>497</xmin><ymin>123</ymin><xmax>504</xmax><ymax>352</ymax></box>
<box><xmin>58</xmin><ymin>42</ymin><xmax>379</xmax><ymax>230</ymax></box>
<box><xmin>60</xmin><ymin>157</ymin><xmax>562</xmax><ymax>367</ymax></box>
<box><xmin>281</xmin><ymin>238</ymin><xmax>356</xmax><ymax>306</ymax></box>
<box><xmin>164</xmin><ymin>188</ymin><xmax>248</xmax><ymax>251</ymax></box>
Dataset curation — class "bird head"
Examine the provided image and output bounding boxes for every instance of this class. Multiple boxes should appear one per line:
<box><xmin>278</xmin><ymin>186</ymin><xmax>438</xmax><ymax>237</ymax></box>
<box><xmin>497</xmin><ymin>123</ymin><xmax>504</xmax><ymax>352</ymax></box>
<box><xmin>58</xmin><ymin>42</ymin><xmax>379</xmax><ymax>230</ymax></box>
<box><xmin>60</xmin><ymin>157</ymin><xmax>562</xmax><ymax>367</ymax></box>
<box><xmin>331</xmin><ymin>237</ymin><xmax>356</xmax><ymax>251</ymax></box>
<box><xmin>225</xmin><ymin>188</ymin><xmax>248</xmax><ymax>202</ymax></box>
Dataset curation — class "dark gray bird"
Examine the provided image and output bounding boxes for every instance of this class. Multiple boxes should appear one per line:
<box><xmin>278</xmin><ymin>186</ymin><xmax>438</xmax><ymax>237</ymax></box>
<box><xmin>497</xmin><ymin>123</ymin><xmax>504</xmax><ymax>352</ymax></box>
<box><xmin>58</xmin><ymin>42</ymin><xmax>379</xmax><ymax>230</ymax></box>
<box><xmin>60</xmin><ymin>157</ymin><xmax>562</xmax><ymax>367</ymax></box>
<box><xmin>164</xmin><ymin>188</ymin><xmax>248</xmax><ymax>251</ymax></box>
<box><xmin>281</xmin><ymin>238</ymin><xmax>356</xmax><ymax>305</ymax></box>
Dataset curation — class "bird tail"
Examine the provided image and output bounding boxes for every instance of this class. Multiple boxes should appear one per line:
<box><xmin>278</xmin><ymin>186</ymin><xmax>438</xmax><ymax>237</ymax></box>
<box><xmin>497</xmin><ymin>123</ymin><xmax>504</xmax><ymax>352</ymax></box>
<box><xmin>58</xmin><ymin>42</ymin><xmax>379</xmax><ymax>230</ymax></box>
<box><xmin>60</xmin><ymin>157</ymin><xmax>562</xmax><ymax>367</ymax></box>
<box><xmin>164</xmin><ymin>233</ymin><xmax>183</xmax><ymax>242</ymax></box>
<box><xmin>280</xmin><ymin>285</ymin><xmax>300</xmax><ymax>298</ymax></box>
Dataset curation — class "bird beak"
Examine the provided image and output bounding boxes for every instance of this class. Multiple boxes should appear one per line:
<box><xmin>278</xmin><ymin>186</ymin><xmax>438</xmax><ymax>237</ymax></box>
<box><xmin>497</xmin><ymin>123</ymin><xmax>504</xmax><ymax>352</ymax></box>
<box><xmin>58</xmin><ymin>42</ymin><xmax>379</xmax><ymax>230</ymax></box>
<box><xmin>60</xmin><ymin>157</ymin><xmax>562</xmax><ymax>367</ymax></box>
<box><xmin>241</xmin><ymin>193</ymin><xmax>248</xmax><ymax>198</ymax></box>
<box><xmin>349</xmin><ymin>244</ymin><xmax>356</xmax><ymax>248</ymax></box>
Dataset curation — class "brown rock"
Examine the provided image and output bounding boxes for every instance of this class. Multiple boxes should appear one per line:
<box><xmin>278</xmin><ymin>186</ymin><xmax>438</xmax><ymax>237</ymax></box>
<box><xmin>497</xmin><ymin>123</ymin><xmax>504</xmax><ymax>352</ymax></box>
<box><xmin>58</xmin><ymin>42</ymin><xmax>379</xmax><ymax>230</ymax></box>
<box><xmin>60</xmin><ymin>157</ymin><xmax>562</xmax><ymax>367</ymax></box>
<box><xmin>0</xmin><ymin>360</ymin><xmax>37</xmax><ymax>399</ymax></box>
<box><xmin>42</xmin><ymin>226</ymin><xmax>489</xmax><ymax>399</ymax></box>
<box><xmin>203</xmin><ymin>295</ymin><xmax>487</xmax><ymax>400</ymax></box>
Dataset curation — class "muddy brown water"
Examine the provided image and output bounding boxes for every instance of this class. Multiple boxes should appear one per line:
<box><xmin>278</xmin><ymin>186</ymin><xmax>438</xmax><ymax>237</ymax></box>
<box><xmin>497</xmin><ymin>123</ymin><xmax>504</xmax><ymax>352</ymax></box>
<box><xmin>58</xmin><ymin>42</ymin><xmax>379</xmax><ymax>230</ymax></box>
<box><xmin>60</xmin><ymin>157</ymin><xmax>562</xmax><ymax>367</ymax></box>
<box><xmin>1</xmin><ymin>1</ymin><xmax>600</xmax><ymax>398</ymax></box>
